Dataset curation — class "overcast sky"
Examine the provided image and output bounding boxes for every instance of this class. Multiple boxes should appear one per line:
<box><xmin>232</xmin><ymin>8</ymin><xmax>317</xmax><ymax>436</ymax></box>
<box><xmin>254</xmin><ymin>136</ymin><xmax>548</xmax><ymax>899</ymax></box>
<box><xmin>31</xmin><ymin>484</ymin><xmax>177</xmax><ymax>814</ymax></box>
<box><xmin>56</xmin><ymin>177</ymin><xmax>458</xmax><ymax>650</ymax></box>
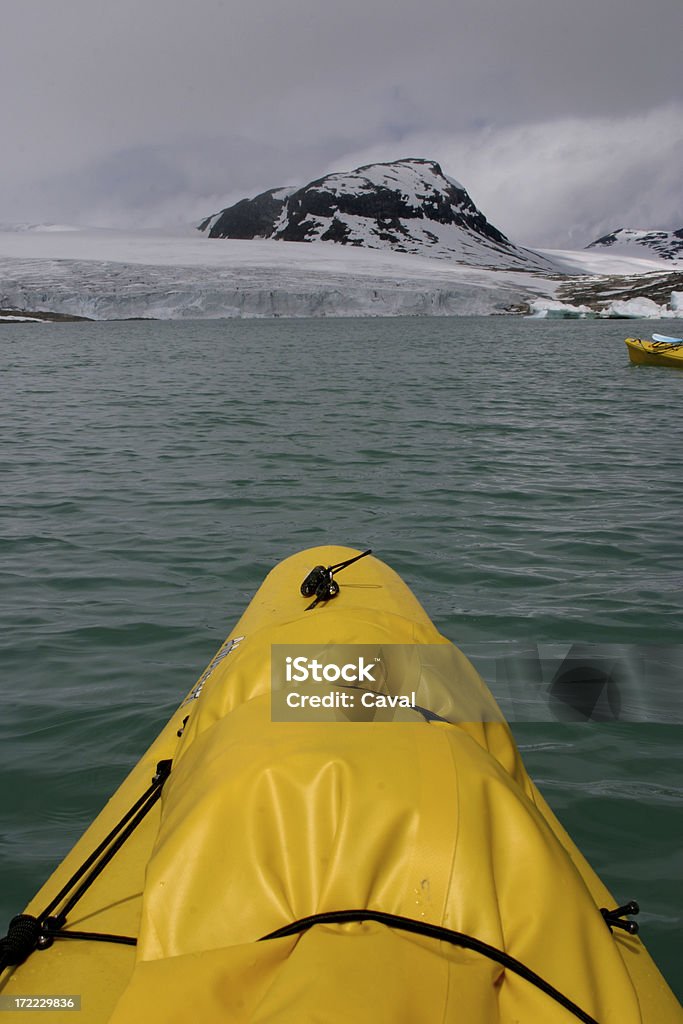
<box><xmin>2</xmin><ymin>0</ymin><xmax>681</xmax><ymax>247</ymax></box>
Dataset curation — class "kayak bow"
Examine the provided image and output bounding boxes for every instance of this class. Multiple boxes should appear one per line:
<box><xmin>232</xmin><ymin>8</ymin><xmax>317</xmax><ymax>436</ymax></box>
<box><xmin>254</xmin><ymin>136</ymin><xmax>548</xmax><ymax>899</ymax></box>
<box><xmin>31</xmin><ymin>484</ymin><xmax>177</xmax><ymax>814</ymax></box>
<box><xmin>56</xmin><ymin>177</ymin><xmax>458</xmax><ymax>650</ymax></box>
<box><xmin>1</xmin><ymin>548</ymin><xmax>681</xmax><ymax>1023</ymax></box>
<box><xmin>625</xmin><ymin>336</ymin><xmax>683</xmax><ymax>368</ymax></box>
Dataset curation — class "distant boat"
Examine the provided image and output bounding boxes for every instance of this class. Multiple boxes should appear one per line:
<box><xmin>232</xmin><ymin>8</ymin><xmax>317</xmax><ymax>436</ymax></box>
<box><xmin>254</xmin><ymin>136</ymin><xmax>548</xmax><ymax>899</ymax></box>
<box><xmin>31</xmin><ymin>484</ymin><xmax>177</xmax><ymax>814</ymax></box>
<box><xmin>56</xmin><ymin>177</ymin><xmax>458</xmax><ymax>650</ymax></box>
<box><xmin>625</xmin><ymin>336</ymin><xmax>683</xmax><ymax>368</ymax></box>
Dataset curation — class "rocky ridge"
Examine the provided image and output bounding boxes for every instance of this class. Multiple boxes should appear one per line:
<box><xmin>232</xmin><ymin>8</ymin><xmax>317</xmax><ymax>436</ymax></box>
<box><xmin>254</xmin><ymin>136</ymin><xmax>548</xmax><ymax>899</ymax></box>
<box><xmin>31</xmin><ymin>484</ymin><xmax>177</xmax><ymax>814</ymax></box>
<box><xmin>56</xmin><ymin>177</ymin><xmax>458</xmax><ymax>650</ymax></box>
<box><xmin>199</xmin><ymin>158</ymin><xmax>557</xmax><ymax>273</ymax></box>
<box><xmin>587</xmin><ymin>227</ymin><xmax>683</xmax><ymax>262</ymax></box>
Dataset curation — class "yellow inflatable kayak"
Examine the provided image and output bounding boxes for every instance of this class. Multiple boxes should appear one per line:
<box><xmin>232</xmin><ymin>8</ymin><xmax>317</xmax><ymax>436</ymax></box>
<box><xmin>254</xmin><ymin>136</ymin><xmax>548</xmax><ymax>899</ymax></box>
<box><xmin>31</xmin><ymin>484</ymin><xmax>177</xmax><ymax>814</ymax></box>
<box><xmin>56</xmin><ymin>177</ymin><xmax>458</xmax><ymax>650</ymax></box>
<box><xmin>625</xmin><ymin>336</ymin><xmax>683</xmax><ymax>368</ymax></box>
<box><xmin>1</xmin><ymin>547</ymin><xmax>681</xmax><ymax>1023</ymax></box>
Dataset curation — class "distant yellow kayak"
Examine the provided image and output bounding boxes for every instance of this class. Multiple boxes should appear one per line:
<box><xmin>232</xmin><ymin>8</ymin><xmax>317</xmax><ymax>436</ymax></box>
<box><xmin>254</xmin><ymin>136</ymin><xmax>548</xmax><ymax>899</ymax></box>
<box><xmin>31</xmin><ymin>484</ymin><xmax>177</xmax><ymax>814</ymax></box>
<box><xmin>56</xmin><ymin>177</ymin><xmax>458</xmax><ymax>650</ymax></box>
<box><xmin>1</xmin><ymin>547</ymin><xmax>681</xmax><ymax>1023</ymax></box>
<box><xmin>625</xmin><ymin>336</ymin><xmax>683</xmax><ymax>368</ymax></box>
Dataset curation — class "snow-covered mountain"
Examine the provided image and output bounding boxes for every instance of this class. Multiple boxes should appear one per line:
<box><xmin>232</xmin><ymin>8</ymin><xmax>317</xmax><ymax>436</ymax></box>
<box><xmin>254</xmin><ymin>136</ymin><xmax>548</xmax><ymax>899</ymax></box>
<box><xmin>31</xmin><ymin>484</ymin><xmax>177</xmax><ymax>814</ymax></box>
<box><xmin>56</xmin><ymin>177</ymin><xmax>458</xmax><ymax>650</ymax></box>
<box><xmin>198</xmin><ymin>158</ymin><xmax>556</xmax><ymax>273</ymax></box>
<box><xmin>2</xmin><ymin>160</ymin><xmax>683</xmax><ymax>321</ymax></box>
<box><xmin>586</xmin><ymin>227</ymin><xmax>683</xmax><ymax>262</ymax></box>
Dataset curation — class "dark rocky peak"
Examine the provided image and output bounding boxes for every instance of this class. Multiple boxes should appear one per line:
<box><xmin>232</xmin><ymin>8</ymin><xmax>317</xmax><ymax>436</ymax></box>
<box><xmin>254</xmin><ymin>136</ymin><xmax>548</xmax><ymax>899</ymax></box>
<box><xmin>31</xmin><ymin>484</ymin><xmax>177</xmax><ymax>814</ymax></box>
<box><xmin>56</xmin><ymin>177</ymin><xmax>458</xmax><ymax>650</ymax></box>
<box><xmin>198</xmin><ymin>157</ymin><xmax>556</xmax><ymax>272</ymax></box>
<box><xmin>587</xmin><ymin>227</ymin><xmax>683</xmax><ymax>261</ymax></box>
<box><xmin>198</xmin><ymin>186</ymin><xmax>294</xmax><ymax>240</ymax></box>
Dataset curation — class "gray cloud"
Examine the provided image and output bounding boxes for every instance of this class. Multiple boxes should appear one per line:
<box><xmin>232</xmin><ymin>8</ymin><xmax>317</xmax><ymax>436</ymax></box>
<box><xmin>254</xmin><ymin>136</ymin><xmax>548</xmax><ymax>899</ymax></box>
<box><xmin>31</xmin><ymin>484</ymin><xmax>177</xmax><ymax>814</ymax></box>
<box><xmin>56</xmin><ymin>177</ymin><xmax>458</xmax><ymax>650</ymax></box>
<box><xmin>335</xmin><ymin>106</ymin><xmax>683</xmax><ymax>248</ymax></box>
<box><xmin>2</xmin><ymin>0</ymin><xmax>682</xmax><ymax>244</ymax></box>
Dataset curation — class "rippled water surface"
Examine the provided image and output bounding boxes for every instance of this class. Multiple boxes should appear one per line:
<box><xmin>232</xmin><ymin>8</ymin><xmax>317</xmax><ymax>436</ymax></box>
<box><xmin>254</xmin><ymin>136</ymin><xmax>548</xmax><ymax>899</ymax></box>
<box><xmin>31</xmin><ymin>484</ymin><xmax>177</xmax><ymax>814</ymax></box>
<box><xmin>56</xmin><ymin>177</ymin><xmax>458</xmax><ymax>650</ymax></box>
<box><xmin>1</xmin><ymin>316</ymin><xmax>682</xmax><ymax>998</ymax></box>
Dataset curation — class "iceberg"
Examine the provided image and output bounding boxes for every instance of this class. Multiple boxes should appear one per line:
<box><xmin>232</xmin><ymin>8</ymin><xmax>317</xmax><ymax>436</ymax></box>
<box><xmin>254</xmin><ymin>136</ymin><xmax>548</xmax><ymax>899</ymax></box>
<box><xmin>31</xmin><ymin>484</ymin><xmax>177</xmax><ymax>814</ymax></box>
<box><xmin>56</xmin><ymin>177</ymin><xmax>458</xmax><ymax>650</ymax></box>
<box><xmin>599</xmin><ymin>296</ymin><xmax>681</xmax><ymax>320</ymax></box>
<box><xmin>527</xmin><ymin>298</ymin><xmax>596</xmax><ymax>319</ymax></box>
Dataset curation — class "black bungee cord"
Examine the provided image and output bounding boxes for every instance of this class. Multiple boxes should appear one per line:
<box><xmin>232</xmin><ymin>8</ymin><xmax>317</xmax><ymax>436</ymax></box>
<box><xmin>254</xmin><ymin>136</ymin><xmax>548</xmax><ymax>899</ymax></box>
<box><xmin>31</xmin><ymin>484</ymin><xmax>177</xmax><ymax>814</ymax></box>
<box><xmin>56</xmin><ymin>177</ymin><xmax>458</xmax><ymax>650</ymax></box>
<box><xmin>0</xmin><ymin>759</ymin><xmax>172</xmax><ymax>972</ymax></box>
<box><xmin>300</xmin><ymin>549</ymin><xmax>373</xmax><ymax>610</ymax></box>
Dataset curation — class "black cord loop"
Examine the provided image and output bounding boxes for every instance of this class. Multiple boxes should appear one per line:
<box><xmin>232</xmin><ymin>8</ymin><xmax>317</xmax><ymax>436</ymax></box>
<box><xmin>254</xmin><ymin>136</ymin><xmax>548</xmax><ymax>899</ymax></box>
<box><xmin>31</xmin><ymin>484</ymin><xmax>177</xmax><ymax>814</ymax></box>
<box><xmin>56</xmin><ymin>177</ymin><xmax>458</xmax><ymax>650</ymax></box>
<box><xmin>300</xmin><ymin>550</ymin><xmax>372</xmax><ymax>610</ymax></box>
<box><xmin>0</xmin><ymin>915</ymin><xmax>41</xmax><ymax>967</ymax></box>
<box><xmin>260</xmin><ymin>909</ymin><xmax>601</xmax><ymax>1024</ymax></box>
<box><xmin>0</xmin><ymin>759</ymin><xmax>172</xmax><ymax>974</ymax></box>
<box><xmin>600</xmin><ymin>901</ymin><xmax>639</xmax><ymax>935</ymax></box>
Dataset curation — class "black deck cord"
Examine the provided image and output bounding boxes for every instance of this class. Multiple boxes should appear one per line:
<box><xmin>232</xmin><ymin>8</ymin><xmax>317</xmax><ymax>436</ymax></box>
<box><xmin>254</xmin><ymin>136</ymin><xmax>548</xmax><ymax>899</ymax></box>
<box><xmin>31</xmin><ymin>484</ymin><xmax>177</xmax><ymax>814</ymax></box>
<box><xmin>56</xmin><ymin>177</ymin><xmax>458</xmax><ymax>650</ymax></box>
<box><xmin>0</xmin><ymin>759</ymin><xmax>171</xmax><ymax>973</ymax></box>
<box><xmin>326</xmin><ymin>550</ymin><xmax>373</xmax><ymax>574</ymax></box>
<box><xmin>260</xmin><ymin>910</ymin><xmax>600</xmax><ymax>1024</ymax></box>
<box><xmin>302</xmin><ymin>549</ymin><xmax>373</xmax><ymax>610</ymax></box>
<box><xmin>650</xmin><ymin>337</ymin><xmax>683</xmax><ymax>350</ymax></box>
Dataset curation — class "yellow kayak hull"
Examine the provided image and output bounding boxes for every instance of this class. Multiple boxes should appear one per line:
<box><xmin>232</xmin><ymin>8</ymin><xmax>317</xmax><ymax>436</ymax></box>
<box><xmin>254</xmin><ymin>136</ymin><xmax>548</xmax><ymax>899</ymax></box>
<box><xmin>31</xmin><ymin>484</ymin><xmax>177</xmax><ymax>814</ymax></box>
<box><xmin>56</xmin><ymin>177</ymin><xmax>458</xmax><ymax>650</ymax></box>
<box><xmin>625</xmin><ymin>337</ymin><xmax>683</xmax><ymax>368</ymax></box>
<box><xmin>1</xmin><ymin>547</ymin><xmax>681</xmax><ymax>1022</ymax></box>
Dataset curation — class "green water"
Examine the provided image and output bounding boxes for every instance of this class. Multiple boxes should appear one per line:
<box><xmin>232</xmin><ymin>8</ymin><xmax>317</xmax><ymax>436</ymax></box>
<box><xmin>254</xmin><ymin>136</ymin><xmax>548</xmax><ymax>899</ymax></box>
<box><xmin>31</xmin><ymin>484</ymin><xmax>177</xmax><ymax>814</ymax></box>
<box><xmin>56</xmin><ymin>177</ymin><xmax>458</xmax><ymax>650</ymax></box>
<box><xmin>1</xmin><ymin>316</ymin><xmax>681</xmax><ymax>998</ymax></box>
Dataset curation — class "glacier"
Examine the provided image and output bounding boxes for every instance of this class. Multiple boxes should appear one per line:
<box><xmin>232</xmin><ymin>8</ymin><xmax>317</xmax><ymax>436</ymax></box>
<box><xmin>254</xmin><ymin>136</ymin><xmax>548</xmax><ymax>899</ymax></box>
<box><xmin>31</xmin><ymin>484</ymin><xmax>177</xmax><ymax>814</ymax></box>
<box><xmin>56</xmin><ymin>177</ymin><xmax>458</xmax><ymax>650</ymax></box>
<box><xmin>0</xmin><ymin>227</ymin><xmax>559</xmax><ymax>320</ymax></box>
<box><xmin>0</xmin><ymin>226</ymin><xmax>682</xmax><ymax>322</ymax></box>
